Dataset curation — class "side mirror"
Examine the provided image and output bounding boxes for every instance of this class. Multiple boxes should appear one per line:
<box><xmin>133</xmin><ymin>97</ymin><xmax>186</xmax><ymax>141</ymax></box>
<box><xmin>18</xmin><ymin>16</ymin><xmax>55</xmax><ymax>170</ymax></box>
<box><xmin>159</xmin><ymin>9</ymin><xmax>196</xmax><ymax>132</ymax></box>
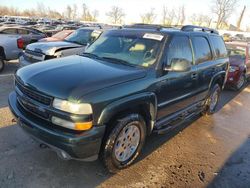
<box><xmin>164</xmin><ymin>58</ymin><xmax>191</xmax><ymax>72</ymax></box>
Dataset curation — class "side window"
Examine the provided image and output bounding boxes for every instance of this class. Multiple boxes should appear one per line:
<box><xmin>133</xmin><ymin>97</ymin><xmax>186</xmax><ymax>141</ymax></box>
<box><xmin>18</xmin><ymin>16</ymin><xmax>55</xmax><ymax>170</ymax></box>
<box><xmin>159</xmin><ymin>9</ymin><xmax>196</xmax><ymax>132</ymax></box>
<box><xmin>18</xmin><ymin>29</ymin><xmax>29</xmax><ymax>35</ymax></box>
<box><xmin>2</xmin><ymin>28</ymin><xmax>17</xmax><ymax>34</ymax></box>
<box><xmin>192</xmin><ymin>37</ymin><xmax>212</xmax><ymax>64</ymax></box>
<box><xmin>167</xmin><ymin>36</ymin><xmax>193</xmax><ymax>66</ymax></box>
<box><xmin>210</xmin><ymin>36</ymin><xmax>227</xmax><ymax>58</ymax></box>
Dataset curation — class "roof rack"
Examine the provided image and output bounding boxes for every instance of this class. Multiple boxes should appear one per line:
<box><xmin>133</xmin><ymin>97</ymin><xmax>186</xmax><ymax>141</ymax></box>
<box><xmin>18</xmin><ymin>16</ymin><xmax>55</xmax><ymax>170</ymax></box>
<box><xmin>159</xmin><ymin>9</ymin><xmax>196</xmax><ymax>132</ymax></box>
<box><xmin>123</xmin><ymin>23</ymin><xmax>173</xmax><ymax>31</ymax></box>
<box><xmin>181</xmin><ymin>25</ymin><xmax>219</xmax><ymax>34</ymax></box>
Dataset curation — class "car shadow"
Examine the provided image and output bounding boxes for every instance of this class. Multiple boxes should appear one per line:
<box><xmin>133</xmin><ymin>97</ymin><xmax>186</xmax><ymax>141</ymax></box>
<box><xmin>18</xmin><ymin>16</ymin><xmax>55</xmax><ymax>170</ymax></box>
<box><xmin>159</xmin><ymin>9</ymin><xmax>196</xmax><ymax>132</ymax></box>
<box><xmin>216</xmin><ymin>83</ymin><xmax>249</xmax><ymax>112</ymax></box>
<box><xmin>207</xmin><ymin>138</ymin><xmax>250</xmax><ymax>188</ymax></box>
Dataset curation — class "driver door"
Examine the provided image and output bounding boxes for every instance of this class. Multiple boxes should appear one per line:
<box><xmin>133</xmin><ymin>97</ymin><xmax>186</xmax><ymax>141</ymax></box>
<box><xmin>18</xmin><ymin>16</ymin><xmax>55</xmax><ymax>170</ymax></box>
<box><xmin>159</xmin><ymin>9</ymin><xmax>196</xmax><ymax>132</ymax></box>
<box><xmin>156</xmin><ymin>36</ymin><xmax>199</xmax><ymax>120</ymax></box>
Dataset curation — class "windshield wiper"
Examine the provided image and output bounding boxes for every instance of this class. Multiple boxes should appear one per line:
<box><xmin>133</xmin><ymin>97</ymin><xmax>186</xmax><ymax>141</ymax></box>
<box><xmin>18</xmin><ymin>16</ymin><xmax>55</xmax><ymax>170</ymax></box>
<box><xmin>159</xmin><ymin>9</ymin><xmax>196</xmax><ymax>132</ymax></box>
<box><xmin>101</xmin><ymin>56</ymin><xmax>136</xmax><ymax>67</ymax></box>
<box><xmin>80</xmin><ymin>52</ymin><xmax>101</xmax><ymax>59</ymax></box>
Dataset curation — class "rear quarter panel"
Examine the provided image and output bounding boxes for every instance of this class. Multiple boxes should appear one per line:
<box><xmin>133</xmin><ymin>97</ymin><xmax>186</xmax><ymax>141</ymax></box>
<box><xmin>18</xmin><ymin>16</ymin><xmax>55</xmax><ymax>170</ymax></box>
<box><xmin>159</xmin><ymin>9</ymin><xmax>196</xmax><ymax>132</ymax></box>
<box><xmin>0</xmin><ymin>34</ymin><xmax>22</xmax><ymax>60</ymax></box>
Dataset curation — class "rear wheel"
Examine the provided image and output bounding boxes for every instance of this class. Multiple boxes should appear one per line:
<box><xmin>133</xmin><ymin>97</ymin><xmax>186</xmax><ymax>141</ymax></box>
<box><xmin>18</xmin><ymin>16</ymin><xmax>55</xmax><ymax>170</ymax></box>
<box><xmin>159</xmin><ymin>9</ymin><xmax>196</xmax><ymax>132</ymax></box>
<box><xmin>203</xmin><ymin>84</ymin><xmax>221</xmax><ymax>115</ymax></box>
<box><xmin>100</xmin><ymin>114</ymin><xmax>146</xmax><ymax>173</ymax></box>
<box><xmin>234</xmin><ymin>73</ymin><xmax>246</xmax><ymax>91</ymax></box>
<box><xmin>0</xmin><ymin>57</ymin><xmax>5</xmax><ymax>73</ymax></box>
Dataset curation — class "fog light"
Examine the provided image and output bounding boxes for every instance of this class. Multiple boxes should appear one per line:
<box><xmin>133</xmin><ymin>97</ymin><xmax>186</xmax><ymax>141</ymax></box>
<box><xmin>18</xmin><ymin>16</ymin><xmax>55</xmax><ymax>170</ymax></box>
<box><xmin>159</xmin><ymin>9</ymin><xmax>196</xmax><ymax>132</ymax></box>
<box><xmin>51</xmin><ymin>116</ymin><xmax>92</xmax><ymax>131</ymax></box>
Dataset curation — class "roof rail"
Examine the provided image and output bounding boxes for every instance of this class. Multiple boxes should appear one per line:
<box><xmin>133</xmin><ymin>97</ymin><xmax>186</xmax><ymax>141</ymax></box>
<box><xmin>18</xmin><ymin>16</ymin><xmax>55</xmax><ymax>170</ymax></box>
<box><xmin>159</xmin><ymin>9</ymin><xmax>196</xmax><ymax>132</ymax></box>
<box><xmin>181</xmin><ymin>25</ymin><xmax>219</xmax><ymax>35</ymax></box>
<box><xmin>123</xmin><ymin>23</ymin><xmax>173</xmax><ymax>31</ymax></box>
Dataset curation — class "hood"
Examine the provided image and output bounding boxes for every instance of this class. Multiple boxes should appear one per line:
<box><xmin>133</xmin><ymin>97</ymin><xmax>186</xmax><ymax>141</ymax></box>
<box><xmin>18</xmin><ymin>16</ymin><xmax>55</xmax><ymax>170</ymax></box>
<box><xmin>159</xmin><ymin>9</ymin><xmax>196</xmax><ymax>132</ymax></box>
<box><xmin>26</xmin><ymin>41</ymin><xmax>82</xmax><ymax>55</ymax></box>
<box><xmin>16</xmin><ymin>55</ymin><xmax>147</xmax><ymax>100</ymax></box>
<box><xmin>229</xmin><ymin>55</ymin><xmax>245</xmax><ymax>66</ymax></box>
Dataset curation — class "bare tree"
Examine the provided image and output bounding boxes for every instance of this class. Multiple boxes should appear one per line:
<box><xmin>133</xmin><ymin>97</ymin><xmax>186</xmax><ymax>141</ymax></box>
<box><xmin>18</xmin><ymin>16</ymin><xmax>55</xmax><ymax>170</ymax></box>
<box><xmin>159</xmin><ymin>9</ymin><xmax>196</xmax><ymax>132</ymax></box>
<box><xmin>141</xmin><ymin>8</ymin><xmax>156</xmax><ymax>24</ymax></box>
<box><xmin>179</xmin><ymin>6</ymin><xmax>186</xmax><ymax>25</ymax></box>
<box><xmin>174</xmin><ymin>6</ymin><xmax>186</xmax><ymax>25</ymax></box>
<box><xmin>162</xmin><ymin>6</ymin><xmax>187</xmax><ymax>26</ymax></box>
<box><xmin>72</xmin><ymin>4</ymin><xmax>78</xmax><ymax>20</ymax></box>
<box><xmin>65</xmin><ymin>5</ymin><xmax>72</xmax><ymax>20</ymax></box>
<box><xmin>81</xmin><ymin>3</ymin><xmax>98</xmax><ymax>21</ymax></box>
<box><xmin>237</xmin><ymin>5</ymin><xmax>246</xmax><ymax>31</ymax></box>
<box><xmin>106</xmin><ymin>6</ymin><xmax>125</xmax><ymax>24</ymax></box>
<box><xmin>190</xmin><ymin>13</ymin><xmax>212</xmax><ymax>27</ymax></box>
<box><xmin>36</xmin><ymin>2</ymin><xmax>47</xmax><ymax>17</ymax></box>
<box><xmin>211</xmin><ymin>0</ymin><xmax>238</xmax><ymax>29</ymax></box>
<box><xmin>91</xmin><ymin>10</ymin><xmax>99</xmax><ymax>22</ymax></box>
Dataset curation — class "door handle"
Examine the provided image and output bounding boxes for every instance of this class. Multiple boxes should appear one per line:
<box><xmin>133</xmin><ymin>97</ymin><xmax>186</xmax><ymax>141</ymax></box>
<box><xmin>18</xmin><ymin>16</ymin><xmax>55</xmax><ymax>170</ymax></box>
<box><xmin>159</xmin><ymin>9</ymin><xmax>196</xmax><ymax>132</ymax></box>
<box><xmin>191</xmin><ymin>73</ymin><xmax>198</xmax><ymax>80</ymax></box>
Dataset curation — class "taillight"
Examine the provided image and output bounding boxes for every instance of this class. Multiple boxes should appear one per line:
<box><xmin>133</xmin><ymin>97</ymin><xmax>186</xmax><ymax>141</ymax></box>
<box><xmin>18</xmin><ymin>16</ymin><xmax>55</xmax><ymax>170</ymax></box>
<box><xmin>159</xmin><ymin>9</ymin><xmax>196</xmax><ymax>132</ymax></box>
<box><xmin>17</xmin><ymin>38</ymin><xmax>24</xmax><ymax>49</ymax></box>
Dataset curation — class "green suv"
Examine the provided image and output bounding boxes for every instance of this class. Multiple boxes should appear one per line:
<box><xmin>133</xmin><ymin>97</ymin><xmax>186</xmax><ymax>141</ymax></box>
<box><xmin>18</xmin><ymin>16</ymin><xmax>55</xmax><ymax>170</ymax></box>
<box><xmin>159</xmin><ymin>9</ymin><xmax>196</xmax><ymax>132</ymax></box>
<box><xmin>9</xmin><ymin>24</ymin><xmax>229</xmax><ymax>173</ymax></box>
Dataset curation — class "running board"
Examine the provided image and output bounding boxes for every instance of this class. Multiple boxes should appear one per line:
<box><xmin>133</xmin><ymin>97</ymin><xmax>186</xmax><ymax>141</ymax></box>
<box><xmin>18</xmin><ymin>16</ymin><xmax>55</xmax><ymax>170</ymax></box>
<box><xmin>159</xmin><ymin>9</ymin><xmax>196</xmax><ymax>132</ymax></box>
<box><xmin>154</xmin><ymin>102</ymin><xmax>204</xmax><ymax>135</ymax></box>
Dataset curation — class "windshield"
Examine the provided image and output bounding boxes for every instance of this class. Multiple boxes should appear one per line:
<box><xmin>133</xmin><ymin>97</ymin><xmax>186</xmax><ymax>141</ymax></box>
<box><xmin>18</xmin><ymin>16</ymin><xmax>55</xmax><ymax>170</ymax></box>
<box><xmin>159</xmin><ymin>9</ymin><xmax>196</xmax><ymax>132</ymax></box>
<box><xmin>85</xmin><ymin>32</ymin><xmax>164</xmax><ymax>68</ymax></box>
<box><xmin>65</xmin><ymin>29</ymin><xmax>92</xmax><ymax>45</ymax></box>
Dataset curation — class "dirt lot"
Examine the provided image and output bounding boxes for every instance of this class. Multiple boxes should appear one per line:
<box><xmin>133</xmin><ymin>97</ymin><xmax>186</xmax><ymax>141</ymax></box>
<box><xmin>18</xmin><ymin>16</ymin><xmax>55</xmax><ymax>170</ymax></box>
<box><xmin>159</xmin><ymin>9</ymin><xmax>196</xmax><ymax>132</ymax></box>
<box><xmin>0</xmin><ymin>61</ymin><xmax>250</xmax><ymax>188</ymax></box>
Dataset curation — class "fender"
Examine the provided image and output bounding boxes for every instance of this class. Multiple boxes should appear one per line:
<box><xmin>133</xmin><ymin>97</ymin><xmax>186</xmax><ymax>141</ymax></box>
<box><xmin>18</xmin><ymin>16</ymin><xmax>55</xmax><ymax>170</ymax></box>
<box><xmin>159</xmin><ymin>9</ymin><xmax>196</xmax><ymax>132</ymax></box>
<box><xmin>98</xmin><ymin>92</ymin><xmax>157</xmax><ymax>133</ymax></box>
<box><xmin>208</xmin><ymin>70</ymin><xmax>226</xmax><ymax>90</ymax></box>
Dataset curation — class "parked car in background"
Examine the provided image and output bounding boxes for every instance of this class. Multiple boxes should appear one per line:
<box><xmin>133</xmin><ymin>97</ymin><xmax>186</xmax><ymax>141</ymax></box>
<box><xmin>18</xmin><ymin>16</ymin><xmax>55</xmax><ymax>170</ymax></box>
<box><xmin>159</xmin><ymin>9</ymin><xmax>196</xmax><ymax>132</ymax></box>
<box><xmin>19</xmin><ymin>28</ymin><xmax>102</xmax><ymax>67</ymax></box>
<box><xmin>39</xmin><ymin>30</ymin><xmax>74</xmax><ymax>42</ymax></box>
<box><xmin>55</xmin><ymin>25</ymin><xmax>79</xmax><ymax>31</ymax></box>
<box><xmin>0</xmin><ymin>34</ymin><xmax>24</xmax><ymax>72</ymax></box>
<box><xmin>36</xmin><ymin>25</ymin><xmax>57</xmax><ymax>37</ymax></box>
<box><xmin>234</xmin><ymin>34</ymin><xmax>246</xmax><ymax>42</ymax></box>
<box><xmin>222</xmin><ymin>33</ymin><xmax>232</xmax><ymax>42</ymax></box>
<box><xmin>9</xmin><ymin>25</ymin><xmax>228</xmax><ymax>172</ymax></box>
<box><xmin>0</xmin><ymin>26</ymin><xmax>46</xmax><ymax>48</ymax></box>
<box><xmin>226</xmin><ymin>41</ymin><xmax>250</xmax><ymax>90</ymax></box>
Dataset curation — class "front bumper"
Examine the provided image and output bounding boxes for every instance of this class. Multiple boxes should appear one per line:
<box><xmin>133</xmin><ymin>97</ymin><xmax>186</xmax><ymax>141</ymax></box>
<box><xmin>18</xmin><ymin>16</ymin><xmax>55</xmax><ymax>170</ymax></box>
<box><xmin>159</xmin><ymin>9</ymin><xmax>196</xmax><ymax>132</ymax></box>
<box><xmin>18</xmin><ymin>55</ymin><xmax>32</xmax><ymax>68</ymax></box>
<box><xmin>225</xmin><ymin>71</ymin><xmax>241</xmax><ymax>87</ymax></box>
<box><xmin>8</xmin><ymin>92</ymin><xmax>106</xmax><ymax>161</ymax></box>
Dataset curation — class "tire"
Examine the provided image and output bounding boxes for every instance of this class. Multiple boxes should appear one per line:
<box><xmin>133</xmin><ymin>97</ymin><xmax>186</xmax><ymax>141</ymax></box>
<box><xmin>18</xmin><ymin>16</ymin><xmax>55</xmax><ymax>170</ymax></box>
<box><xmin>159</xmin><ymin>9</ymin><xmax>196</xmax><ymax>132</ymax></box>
<box><xmin>100</xmin><ymin>114</ymin><xmax>147</xmax><ymax>173</ymax></box>
<box><xmin>0</xmin><ymin>57</ymin><xmax>5</xmax><ymax>73</ymax></box>
<box><xmin>234</xmin><ymin>73</ymin><xmax>246</xmax><ymax>91</ymax></box>
<box><xmin>203</xmin><ymin>84</ymin><xmax>221</xmax><ymax>115</ymax></box>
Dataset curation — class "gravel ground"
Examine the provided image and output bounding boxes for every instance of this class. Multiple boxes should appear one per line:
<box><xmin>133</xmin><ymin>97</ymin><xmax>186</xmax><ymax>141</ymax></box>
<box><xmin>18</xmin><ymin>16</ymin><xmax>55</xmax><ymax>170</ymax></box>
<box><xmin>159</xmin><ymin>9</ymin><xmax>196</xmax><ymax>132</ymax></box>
<box><xmin>0</xmin><ymin>61</ymin><xmax>250</xmax><ymax>188</ymax></box>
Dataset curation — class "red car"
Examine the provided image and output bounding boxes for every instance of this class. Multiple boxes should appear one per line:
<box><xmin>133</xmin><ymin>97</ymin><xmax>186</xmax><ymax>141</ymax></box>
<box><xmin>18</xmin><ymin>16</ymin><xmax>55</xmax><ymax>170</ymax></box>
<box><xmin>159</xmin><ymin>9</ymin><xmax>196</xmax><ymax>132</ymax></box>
<box><xmin>38</xmin><ymin>30</ymin><xmax>74</xmax><ymax>42</ymax></box>
<box><xmin>225</xmin><ymin>42</ymin><xmax>250</xmax><ymax>90</ymax></box>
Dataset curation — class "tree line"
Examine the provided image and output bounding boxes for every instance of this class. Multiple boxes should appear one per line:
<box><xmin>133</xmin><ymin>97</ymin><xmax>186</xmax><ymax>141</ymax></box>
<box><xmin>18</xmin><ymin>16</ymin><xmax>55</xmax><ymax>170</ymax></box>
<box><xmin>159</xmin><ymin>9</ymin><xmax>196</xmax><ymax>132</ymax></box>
<box><xmin>0</xmin><ymin>0</ymin><xmax>248</xmax><ymax>30</ymax></box>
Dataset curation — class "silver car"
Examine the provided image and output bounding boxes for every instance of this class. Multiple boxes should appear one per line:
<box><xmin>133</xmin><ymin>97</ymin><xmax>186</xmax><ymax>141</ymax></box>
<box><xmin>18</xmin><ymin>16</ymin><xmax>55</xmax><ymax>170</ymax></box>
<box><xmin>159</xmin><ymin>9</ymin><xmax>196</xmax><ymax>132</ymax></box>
<box><xmin>19</xmin><ymin>28</ymin><xmax>102</xmax><ymax>67</ymax></box>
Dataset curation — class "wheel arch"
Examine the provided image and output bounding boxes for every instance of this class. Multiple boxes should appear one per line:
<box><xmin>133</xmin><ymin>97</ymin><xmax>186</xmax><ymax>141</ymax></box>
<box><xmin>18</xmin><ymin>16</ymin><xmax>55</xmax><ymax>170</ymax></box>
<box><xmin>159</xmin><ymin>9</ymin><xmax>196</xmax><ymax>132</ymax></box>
<box><xmin>209</xmin><ymin>71</ymin><xmax>226</xmax><ymax>90</ymax></box>
<box><xmin>98</xmin><ymin>92</ymin><xmax>157</xmax><ymax>136</ymax></box>
<box><xmin>0</xmin><ymin>46</ymin><xmax>6</xmax><ymax>60</ymax></box>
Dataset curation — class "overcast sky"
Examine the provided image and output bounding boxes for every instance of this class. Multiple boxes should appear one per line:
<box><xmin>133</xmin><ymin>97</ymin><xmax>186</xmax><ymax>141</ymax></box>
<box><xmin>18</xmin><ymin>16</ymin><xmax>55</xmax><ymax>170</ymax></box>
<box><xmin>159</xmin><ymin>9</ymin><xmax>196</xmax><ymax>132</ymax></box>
<box><xmin>1</xmin><ymin>0</ymin><xmax>250</xmax><ymax>28</ymax></box>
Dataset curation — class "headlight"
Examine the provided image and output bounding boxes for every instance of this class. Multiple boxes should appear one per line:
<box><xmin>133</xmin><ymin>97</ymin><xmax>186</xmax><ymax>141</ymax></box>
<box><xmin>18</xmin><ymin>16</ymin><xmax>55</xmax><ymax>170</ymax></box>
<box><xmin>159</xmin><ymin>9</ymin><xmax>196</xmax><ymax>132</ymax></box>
<box><xmin>53</xmin><ymin>98</ymin><xmax>92</xmax><ymax>115</ymax></box>
<box><xmin>229</xmin><ymin>66</ymin><xmax>239</xmax><ymax>73</ymax></box>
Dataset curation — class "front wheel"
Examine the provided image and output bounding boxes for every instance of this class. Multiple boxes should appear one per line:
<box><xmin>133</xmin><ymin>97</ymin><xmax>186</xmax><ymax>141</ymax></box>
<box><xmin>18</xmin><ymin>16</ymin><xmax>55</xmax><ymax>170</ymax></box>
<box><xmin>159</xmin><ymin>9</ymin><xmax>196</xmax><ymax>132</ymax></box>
<box><xmin>203</xmin><ymin>84</ymin><xmax>221</xmax><ymax>115</ymax></box>
<box><xmin>100</xmin><ymin>114</ymin><xmax>146</xmax><ymax>173</ymax></box>
<box><xmin>0</xmin><ymin>58</ymin><xmax>5</xmax><ymax>73</ymax></box>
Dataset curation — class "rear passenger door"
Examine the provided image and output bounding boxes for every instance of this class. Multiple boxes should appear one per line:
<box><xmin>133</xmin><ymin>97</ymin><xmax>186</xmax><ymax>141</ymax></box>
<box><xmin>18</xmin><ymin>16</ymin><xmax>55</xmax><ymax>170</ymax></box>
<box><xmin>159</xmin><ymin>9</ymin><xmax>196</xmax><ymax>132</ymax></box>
<box><xmin>191</xmin><ymin>35</ymin><xmax>215</xmax><ymax>101</ymax></box>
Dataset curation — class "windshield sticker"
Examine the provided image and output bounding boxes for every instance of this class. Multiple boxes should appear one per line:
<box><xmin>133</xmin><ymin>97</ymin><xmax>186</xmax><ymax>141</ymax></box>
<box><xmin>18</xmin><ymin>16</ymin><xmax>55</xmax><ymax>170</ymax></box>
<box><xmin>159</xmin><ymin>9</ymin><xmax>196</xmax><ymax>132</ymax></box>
<box><xmin>143</xmin><ymin>33</ymin><xmax>164</xmax><ymax>41</ymax></box>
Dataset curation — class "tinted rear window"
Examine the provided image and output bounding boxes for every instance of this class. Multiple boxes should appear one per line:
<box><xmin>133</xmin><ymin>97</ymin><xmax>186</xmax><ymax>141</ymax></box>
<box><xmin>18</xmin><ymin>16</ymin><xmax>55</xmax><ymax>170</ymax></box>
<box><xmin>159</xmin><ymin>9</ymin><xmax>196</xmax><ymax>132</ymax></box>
<box><xmin>192</xmin><ymin>37</ymin><xmax>212</xmax><ymax>64</ymax></box>
<box><xmin>210</xmin><ymin>36</ymin><xmax>227</xmax><ymax>58</ymax></box>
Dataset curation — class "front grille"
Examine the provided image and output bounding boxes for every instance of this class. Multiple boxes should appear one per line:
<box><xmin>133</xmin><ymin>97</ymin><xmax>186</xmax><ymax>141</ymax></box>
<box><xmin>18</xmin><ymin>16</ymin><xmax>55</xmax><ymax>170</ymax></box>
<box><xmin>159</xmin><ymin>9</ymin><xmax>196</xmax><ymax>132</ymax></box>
<box><xmin>15</xmin><ymin>79</ymin><xmax>52</xmax><ymax>106</ymax></box>
<box><xmin>17</xmin><ymin>96</ymin><xmax>50</xmax><ymax>119</ymax></box>
<box><xmin>24</xmin><ymin>49</ymin><xmax>45</xmax><ymax>63</ymax></box>
<box><xmin>23</xmin><ymin>53</ymin><xmax>40</xmax><ymax>63</ymax></box>
<box><xmin>25</xmin><ymin>49</ymin><xmax>44</xmax><ymax>57</ymax></box>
